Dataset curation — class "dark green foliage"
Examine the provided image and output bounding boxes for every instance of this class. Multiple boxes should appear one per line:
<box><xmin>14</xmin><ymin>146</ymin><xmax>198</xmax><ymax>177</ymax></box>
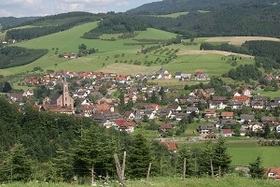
<box><xmin>73</xmin><ymin>126</ymin><xmax>115</xmax><ymax>178</ymax></box>
<box><xmin>127</xmin><ymin>134</ymin><xmax>152</xmax><ymax>178</ymax></box>
<box><xmin>5</xmin><ymin>12</ymin><xmax>100</xmax><ymax>40</ymax></box>
<box><xmin>249</xmin><ymin>156</ymin><xmax>265</xmax><ymax>178</ymax></box>
<box><xmin>212</xmin><ymin>138</ymin><xmax>232</xmax><ymax>176</ymax></box>
<box><xmin>228</xmin><ymin>65</ymin><xmax>262</xmax><ymax>82</ymax></box>
<box><xmin>83</xmin><ymin>13</ymin><xmax>149</xmax><ymax>39</ymax></box>
<box><xmin>9</xmin><ymin>142</ymin><xmax>32</xmax><ymax>182</ymax></box>
<box><xmin>2</xmin><ymin>81</ymin><xmax>12</xmax><ymax>92</ymax></box>
<box><xmin>0</xmin><ymin>17</ymin><xmax>39</xmax><ymax>28</ymax></box>
<box><xmin>130</xmin><ymin>0</ymin><xmax>280</xmax><ymax>38</ymax></box>
<box><xmin>0</xmin><ymin>46</ymin><xmax>48</xmax><ymax>69</ymax></box>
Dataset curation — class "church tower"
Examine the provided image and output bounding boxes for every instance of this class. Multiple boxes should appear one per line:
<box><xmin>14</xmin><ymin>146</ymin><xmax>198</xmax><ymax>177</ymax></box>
<box><xmin>62</xmin><ymin>74</ymin><xmax>74</xmax><ymax>109</ymax></box>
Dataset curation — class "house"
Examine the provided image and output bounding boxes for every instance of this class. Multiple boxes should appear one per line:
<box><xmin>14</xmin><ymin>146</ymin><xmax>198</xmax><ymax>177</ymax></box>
<box><xmin>186</xmin><ymin>107</ymin><xmax>199</xmax><ymax>114</ymax></box>
<box><xmin>242</xmin><ymin>88</ymin><xmax>252</xmax><ymax>97</ymax></box>
<box><xmin>159</xmin><ymin>142</ymin><xmax>178</xmax><ymax>152</ymax></box>
<box><xmin>174</xmin><ymin>72</ymin><xmax>182</xmax><ymax>79</ymax></box>
<box><xmin>167</xmin><ymin>104</ymin><xmax>182</xmax><ymax>112</ymax></box>
<box><xmin>261</xmin><ymin>116</ymin><xmax>276</xmax><ymax>125</ymax></box>
<box><xmin>194</xmin><ymin>70</ymin><xmax>209</xmax><ymax>81</ymax></box>
<box><xmin>221</xmin><ymin>129</ymin><xmax>233</xmax><ymax>137</ymax></box>
<box><xmin>265</xmin><ymin>168</ymin><xmax>280</xmax><ymax>179</ymax></box>
<box><xmin>251</xmin><ymin>100</ymin><xmax>265</xmax><ymax>109</ymax></box>
<box><xmin>229</xmin><ymin>101</ymin><xmax>243</xmax><ymax>109</ymax></box>
<box><xmin>219</xmin><ymin>119</ymin><xmax>236</xmax><ymax>126</ymax></box>
<box><xmin>250</xmin><ymin>123</ymin><xmax>263</xmax><ymax>132</ymax></box>
<box><xmin>221</xmin><ymin>112</ymin><xmax>234</xmax><ymax>119</ymax></box>
<box><xmin>233</xmin><ymin>95</ymin><xmax>250</xmax><ymax>106</ymax></box>
<box><xmin>209</xmin><ymin>96</ymin><xmax>228</xmax><ymax>109</ymax></box>
<box><xmin>181</xmin><ymin>73</ymin><xmax>192</xmax><ymax>81</ymax></box>
<box><xmin>198</xmin><ymin>125</ymin><xmax>214</xmax><ymax>134</ymax></box>
<box><xmin>204</xmin><ymin>109</ymin><xmax>217</xmax><ymax>118</ymax></box>
<box><xmin>159</xmin><ymin>123</ymin><xmax>173</xmax><ymax>132</ymax></box>
<box><xmin>275</xmin><ymin>125</ymin><xmax>280</xmax><ymax>133</ymax></box>
<box><xmin>239</xmin><ymin>114</ymin><xmax>255</xmax><ymax>124</ymax></box>
<box><xmin>63</xmin><ymin>52</ymin><xmax>76</xmax><ymax>58</ymax></box>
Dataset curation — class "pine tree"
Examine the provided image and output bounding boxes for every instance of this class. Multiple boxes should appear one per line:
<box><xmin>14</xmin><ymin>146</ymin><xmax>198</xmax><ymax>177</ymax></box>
<box><xmin>51</xmin><ymin>146</ymin><xmax>74</xmax><ymax>182</ymax></box>
<box><xmin>212</xmin><ymin>138</ymin><xmax>231</xmax><ymax>176</ymax></box>
<box><xmin>73</xmin><ymin>126</ymin><xmax>115</xmax><ymax>178</ymax></box>
<box><xmin>9</xmin><ymin>142</ymin><xmax>32</xmax><ymax>181</ymax></box>
<box><xmin>127</xmin><ymin>134</ymin><xmax>152</xmax><ymax>178</ymax></box>
<box><xmin>249</xmin><ymin>156</ymin><xmax>265</xmax><ymax>179</ymax></box>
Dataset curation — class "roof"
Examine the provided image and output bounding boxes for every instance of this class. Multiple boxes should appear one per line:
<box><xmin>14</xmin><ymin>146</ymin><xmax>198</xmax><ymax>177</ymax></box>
<box><xmin>222</xmin><ymin>129</ymin><xmax>233</xmax><ymax>134</ymax></box>
<box><xmin>265</xmin><ymin>168</ymin><xmax>280</xmax><ymax>179</ymax></box>
<box><xmin>160</xmin><ymin>142</ymin><xmax>178</xmax><ymax>151</ymax></box>
<box><xmin>159</xmin><ymin>123</ymin><xmax>173</xmax><ymax>129</ymax></box>
<box><xmin>205</xmin><ymin>109</ymin><xmax>216</xmax><ymax>114</ymax></box>
<box><xmin>221</xmin><ymin>112</ymin><xmax>234</xmax><ymax>117</ymax></box>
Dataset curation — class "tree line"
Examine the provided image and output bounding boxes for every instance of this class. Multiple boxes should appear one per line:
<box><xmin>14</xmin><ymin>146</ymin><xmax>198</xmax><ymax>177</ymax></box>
<box><xmin>5</xmin><ymin>12</ymin><xmax>101</xmax><ymax>40</ymax></box>
<box><xmin>83</xmin><ymin>13</ymin><xmax>149</xmax><ymax>39</ymax></box>
<box><xmin>0</xmin><ymin>46</ymin><xmax>48</xmax><ymax>69</ymax></box>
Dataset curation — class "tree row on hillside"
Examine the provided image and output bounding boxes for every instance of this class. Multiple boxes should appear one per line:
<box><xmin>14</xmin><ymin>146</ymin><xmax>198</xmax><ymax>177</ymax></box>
<box><xmin>83</xmin><ymin>13</ymin><xmax>149</xmax><ymax>39</ymax></box>
<box><xmin>5</xmin><ymin>16</ymin><xmax>99</xmax><ymax>40</ymax></box>
<box><xmin>0</xmin><ymin>46</ymin><xmax>48</xmax><ymax>69</ymax></box>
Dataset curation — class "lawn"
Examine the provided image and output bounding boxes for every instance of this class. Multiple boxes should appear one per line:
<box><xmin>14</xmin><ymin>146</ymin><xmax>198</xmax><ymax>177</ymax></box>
<box><xmin>155</xmin><ymin>11</ymin><xmax>189</xmax><ymax>18</ymax></box>
<box><xmin>253</xmin><ymin>89</ymin><xmax>280</xmax><ymax>99</ymax></box>
<box><xmin>184</xmin><ymin>140</ymin><xmax>280</xmax><ymax>167</ymax></box>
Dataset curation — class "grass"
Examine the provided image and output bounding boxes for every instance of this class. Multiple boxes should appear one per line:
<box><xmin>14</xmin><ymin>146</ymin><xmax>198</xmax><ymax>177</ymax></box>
<box><xmin>155</xmin><ymin>11</ymin><xmax>189</xmax><ymax>18</ymax></box>
<box><xmin>2</xmin><ymin>22</ymin><xmax>258</xmax><ymax>80</ymax></box>
<box><xmin>164</xmin><ymin>53</ymin><xmax>254</xmax><ymax>75</ymax></box>
<box><xmin>4</xmin><ymin>177</ymin><xmax>280</xmax><ymax>187</ymax></box>
<box><xmin>253</xmin><ymin>89</ymin><xmax>280</xmax><ymax>99</ymax></box>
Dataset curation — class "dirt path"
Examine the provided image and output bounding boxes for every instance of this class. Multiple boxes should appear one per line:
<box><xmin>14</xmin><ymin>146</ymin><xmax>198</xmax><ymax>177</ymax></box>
<box><xmin>177</xmin><ymin>49</ymin><xmax>254</xmax><ymax>58</ymax></box>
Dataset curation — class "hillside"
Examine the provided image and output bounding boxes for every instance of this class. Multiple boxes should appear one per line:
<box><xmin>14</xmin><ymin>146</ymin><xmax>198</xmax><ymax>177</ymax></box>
<box><xmin>127</xmin><ymin>0</ymin><xmax>280</xmax><ymax>15</ymax></box>
<box><xmin>1</xmin><ymin>21</ymin><xmax>260</xmax><ymax>78</ymax></box>
<box><xmin>0</xmin><ymin>16</ymin><xmax>39</xmax><ymax>28</ymax></box>
<box><xmin>128</xmin><ymin>0</ymin><xmax>280</xmax><ymax>38</ymax></box>
<box><xmin>4</xmin><ymin>12</ymin><xmax>102</xmax><ymax>41</ymax></box>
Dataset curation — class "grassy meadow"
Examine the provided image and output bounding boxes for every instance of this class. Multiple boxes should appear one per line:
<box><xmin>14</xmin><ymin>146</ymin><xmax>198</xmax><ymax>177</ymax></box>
<box><xmin>1</xmin><ymin>21</ymin><xmax>258</xmax><ymax>78</ymax></box>
<box><xmin>4</xmin><ymin>176</ymin><xmax>280</xmax><ymax>187</ymax></box>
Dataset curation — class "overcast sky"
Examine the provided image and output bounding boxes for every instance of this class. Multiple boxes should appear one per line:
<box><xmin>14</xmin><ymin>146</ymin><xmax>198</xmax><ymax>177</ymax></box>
<box><xmin>0</xmin><ymin>0</ymin><xmax>161</xmax><ymax>18</ymax></box>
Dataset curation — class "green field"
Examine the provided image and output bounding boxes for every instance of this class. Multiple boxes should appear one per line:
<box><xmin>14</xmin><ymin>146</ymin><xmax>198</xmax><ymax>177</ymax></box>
<box><xmin>184</xmin><ymin>140</ymin><xmax>280</xmax><ymax>167</ymax></box>
<box><xmin>0</xmin><ymin>21</ymin><xmax>256</xmax><ymax>78</ymax></box>
<box><xmin>4</xmin><ymin>176</ymin><xmax>280</xmax><ymax>187</ymax></box>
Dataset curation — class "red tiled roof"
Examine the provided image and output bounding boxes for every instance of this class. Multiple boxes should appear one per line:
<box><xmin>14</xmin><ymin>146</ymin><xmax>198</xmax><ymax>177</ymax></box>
<box><xmin>160</xmin><ymin>142</ymin><xmax>178</xmax><ymax>151</ymax></box>
<box><xmin>221</xmin><ymin>112</ymin><xmax>234</xmax><ymax>117</ymax></box>
<box><xmin>265</xmin><ymin>168</ymin><xmax>280</xmax><ymax>179</ymax></box>
<box><xmin>222</xmin><ymin>129</ymin><xmax>233</xmax><ymax>134</ymax></box>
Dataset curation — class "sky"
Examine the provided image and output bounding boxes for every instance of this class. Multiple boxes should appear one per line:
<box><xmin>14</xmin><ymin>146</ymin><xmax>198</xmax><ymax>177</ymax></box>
<box><xmin>0</xmin><ymin>0</ymin><xmax>161</xmax><ymax>18</ymax></box>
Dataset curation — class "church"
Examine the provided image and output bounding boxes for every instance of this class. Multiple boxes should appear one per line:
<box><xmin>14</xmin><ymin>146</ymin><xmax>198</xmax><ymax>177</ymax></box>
<box><xmin>41</xmin><ymin>75</ymin><xmax>74</xmax><ymax>114</ymax></box>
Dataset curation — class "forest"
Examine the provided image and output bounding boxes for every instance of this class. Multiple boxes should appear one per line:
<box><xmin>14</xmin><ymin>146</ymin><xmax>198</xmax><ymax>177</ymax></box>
<box><xmin>0</xmin><ymin>46</ymin><xmax>48</xmax><ymax>69</ymax></box>
<box><xmin>5</xmin><ymin>12</ymin><xmax>101</xmax><ymax>41</ymax></box>
<box><xmin>0</xmin><ymin>97</ymin><xmax>236</xmax><ymax>183</ymax></box>
<box><xmin>4</xmin><ymin>0</ymin><xmax>280</xmax><ymax>41</ymax></box>
<box><xmin>200</xmin><ymin>41</ymin><xmax>280</xmax><ymax>81</ymax></box>
<box><xmin>83</xmin><ymin>13</ymin><xmax>149</xmax><ymax>39</ymax></box>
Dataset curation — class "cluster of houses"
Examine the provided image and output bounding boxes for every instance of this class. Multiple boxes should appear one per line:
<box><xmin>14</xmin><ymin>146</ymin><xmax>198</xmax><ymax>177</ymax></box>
<box><xmin>7</xmin><ymin>69</ymin><xmax>280</xmax><ymax>137</ymax></box>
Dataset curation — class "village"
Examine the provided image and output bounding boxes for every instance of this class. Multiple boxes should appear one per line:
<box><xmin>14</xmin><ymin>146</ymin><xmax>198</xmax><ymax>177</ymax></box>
<box><xmin>5</xmin><ymin>67</ymin><xmax>280</xmax><ymax>151</ymax></box>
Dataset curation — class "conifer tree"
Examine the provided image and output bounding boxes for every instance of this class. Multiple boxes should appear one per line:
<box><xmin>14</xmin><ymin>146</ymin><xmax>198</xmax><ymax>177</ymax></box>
<box><xmin>212</xmin><ymin>138</ymin><xmax>231</xmax><ymax>176</ymax></box>
<box><xmin>249</xmin><ymin>156</ymin><xmax>265</xmax><ymax>179</ymax></box>
<box><xmin>127</xmin><ymin>134</ymin><xmax>152</xmax><ymax>178</ymax></box>
<box><xmin>9</xmin><ymin>142</ymin><xmax>32</xmax><ymax>181</ymax></box>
